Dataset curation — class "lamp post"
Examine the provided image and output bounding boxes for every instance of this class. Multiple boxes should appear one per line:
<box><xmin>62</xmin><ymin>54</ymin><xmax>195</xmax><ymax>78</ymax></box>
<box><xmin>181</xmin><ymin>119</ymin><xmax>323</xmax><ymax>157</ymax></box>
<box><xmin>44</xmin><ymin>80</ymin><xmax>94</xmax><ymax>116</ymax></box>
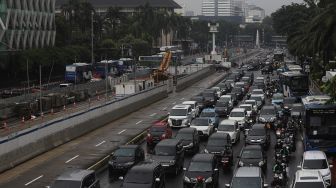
<box><xmin>208</xmin><ymin>23</ymin><xmax>219</xmax><ymax>55</ymax></box>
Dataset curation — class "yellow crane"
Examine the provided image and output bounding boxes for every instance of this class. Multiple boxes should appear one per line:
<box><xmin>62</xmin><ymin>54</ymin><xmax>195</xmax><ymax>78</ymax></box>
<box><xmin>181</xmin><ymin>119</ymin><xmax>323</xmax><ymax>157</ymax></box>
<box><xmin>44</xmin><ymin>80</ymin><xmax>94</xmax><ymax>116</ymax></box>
<box><xmin>152</xmin><ymin>51</ymin><xmax>172</xmax><ymax>82</ymax></box>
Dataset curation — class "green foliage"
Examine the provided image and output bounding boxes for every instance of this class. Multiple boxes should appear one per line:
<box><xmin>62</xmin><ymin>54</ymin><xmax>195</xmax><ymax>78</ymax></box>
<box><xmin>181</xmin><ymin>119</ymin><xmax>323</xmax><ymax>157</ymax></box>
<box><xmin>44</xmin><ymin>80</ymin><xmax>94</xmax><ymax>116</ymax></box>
<box><xmin>323</xmin><ymin>76</ymin><xmax>336</xmax><ymax>103</ymax></box>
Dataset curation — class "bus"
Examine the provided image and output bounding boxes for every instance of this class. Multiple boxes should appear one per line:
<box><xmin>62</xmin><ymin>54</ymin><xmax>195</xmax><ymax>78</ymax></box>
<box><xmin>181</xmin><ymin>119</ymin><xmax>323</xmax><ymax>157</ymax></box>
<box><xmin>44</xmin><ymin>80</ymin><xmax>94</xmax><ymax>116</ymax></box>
<box><xmin>302</xmin><ymin>95</ymin><xmax>336</xmax><ymax>153</ymax></box>
<box><xmin>279</xmin><ymin>71</ymin><xmax>309</xmax><ymax>97</ymax></box>
<box><xmin>93</xmin><ymin>60</ymin><xmax>129</xmax><ymax>78</ymax></box>
<box><xmin>138</xmin><ymin>54</ymin><xmax>179</xmax><ymax>63</ymax></box>
<box><xmin>65</xmin><ymin>63</ymin><xmax>93</xmax><ymax>83</ymax></box>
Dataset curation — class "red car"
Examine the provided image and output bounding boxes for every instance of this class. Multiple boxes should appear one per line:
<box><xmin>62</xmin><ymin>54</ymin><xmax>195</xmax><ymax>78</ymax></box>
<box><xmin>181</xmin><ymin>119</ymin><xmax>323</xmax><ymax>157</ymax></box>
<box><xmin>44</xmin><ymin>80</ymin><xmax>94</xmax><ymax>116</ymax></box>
<box><xmin>146</xmin><ymin>121</ymin><xmax>172</xmax><ymax>153</ymax></box>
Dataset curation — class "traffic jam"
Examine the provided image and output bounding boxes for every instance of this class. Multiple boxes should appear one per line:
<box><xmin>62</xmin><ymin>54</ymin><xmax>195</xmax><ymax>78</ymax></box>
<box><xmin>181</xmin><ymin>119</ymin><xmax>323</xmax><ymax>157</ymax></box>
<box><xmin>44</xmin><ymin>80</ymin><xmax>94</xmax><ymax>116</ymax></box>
<box><xmin>105</xmin><ymin>52</ymin><xmax>335</xmax><ymax>188</ymax></box>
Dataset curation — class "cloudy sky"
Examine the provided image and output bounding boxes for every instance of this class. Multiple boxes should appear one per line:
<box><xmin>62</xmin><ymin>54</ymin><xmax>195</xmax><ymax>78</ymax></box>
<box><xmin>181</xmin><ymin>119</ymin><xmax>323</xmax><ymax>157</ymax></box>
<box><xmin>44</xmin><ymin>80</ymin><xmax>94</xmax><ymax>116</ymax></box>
<box><xmin>175</xmin><ymin>0</ymin><xmax>304</xmax><ymax>16</ymax></box>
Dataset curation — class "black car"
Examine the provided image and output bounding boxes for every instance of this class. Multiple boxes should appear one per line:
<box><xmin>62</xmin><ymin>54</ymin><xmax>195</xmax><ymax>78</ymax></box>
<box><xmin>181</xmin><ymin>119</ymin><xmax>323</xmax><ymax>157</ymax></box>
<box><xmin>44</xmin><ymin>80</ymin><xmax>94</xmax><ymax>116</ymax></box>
<box><xmin>245</xmin><ymin>124</ymin><xmax>270</xmax><ymax>150</ymax></box>
<box><xmin>152</xmin><ymin>139</ymin><xmax>184</xmax><ymax>175</ymax></box>
<box><xmin>228</xmin><ymin>74</ymin><xmax>239</xmax><ymax>82</ymax></box>
<box><xmin>202</xmin><ymin>89</ymin><xmax>217</xmax><ymax>106</ymax></box>
<box><xmin>183</xmin><ymin>154</ymin><xmax>219</xmax><ymax>188</ymax></box>
<box><xmin>121</xmin><ymin>161</ymin><xmax>165</xmax><ymax>188</ymax></box>
<box><xmin>51</xmin><ymin>169</ymin><xmax>100</xmax><ymax>188</ymax></box>
<box><xmin>238</xmin><ymin>145</ymin><xmax>267</xmax><ymax>172</ymax></box>
<box><xmin>191</xmin><ymin>95</ymin><xmax>205</xmax><ymax>111</ymax></box>
<box><xmin>108</xmin><ymin>145</ymin><xmax>145</xmax><ymax>179</ymax></box>
<box><xmin>215</xmin><ymin>101</ymin><xmax>230</xmax><ymax>117</ymax></box>
<box><xmin>258</xmin><ymin>105</ymin><xmax>278</xmax><ymax>128</ymax></box>
<box><xmin>217</xmin><ymin>83</ymin><xmax>230</xmax><ymax>95</ymax></box>
<box><xmin>205</xmin><ymin>133</ymin><xmax>233</xmax><ymax>168</ymax></box>
<box><xmin>232</xmin><ymin>87</ymin><xmax>244</xmax><ymax>101</ymax></box>
<box><xmin>175</xmin><ymin>128</ymin><xmax>200</xmax><ymax>154</ymax></box>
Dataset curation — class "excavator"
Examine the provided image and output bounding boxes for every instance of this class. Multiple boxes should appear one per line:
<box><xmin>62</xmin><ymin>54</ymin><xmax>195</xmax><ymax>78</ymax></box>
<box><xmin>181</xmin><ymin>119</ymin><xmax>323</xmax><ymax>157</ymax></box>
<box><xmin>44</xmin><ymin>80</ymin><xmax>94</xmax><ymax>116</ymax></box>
<box><xmin>152</xmin><ymin>51</ymin><xmax>172</xmax><ymax>83</ymax></box>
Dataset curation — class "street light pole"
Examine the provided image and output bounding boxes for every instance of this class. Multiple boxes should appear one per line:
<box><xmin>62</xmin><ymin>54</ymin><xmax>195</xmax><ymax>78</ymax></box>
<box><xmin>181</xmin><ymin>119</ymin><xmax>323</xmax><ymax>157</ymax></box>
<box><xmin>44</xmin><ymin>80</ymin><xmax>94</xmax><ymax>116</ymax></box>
<box><xmin>91</xmin><ymin>11</ymin><xmax>94</xmax><ymax>64</ymax></box>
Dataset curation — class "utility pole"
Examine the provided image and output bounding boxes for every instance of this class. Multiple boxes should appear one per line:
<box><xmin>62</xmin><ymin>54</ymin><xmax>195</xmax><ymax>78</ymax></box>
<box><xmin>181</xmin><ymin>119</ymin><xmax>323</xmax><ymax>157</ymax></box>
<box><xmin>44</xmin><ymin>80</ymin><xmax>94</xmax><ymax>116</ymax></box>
<box><xmin>91</xmin><ymin>11</ymin><xmax>94</xmax><ymax>64</ymax></box>
<box><xmin>39</xmin><ymin>65</ymin><xmax>42</xmax><ymax>117</ymax></box>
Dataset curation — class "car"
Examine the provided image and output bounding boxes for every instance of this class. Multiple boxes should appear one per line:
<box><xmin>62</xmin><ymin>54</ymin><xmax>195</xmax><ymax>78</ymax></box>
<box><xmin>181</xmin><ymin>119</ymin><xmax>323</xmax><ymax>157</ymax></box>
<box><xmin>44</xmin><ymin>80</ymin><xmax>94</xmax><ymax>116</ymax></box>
<box><xmin>291</xmin><ymin>170</ymin><xmax>327</xmax><ymax>188</ymax></box>
<box><xmin>224</xmin><ymin>79</ymin><xmax>236</xmax><ymax>88</ymax></box>
<box><xmin>219</xmin><ymin>95</ymin><xmax>234</xmax><ymax>110</ymax></box>
<box><xmin>244</xmin><ymin>99</ymin><xmax>258</xmax><ymax>112</ymax></box>
<box><xmin>199</xmin><ymin>108</ymin><xmax>219</xmax><ymax>127</ymax></box>
<box><xmin>217</xmin><ymin>83</ymin><xmax>231</xmax><ymax>94</ymax></box>
<box><xmin>204</xmin><ymin>133</ymin><xmax>233</xmax><ymax>167</ymax></box>
<box><xmin>217</xmin><ymin>119</ymin><xmax>240</xmax><ymax>144</ymax></box>
<box><xmin>202</xmin><ymin>89</ymin><xmax>217</xmax><ymax>106</ymax></box>
<box><xmin>182</xmin><ymin>101</ymin><xmax>200</xmax><ymax>118</ymax></box>
<box><xmin>271</xmin><ymin>93</ymin><xmax>284</xmax><ymax>107</ymax></box>
<box><xmin>168</xmin><ymin>105</ymin><xmax>193</xmax><ymax>128</ymax></box>
<box><xmin>120</xmin><ymin>161</ymin><xmax>165</xmax><ymax>188</ymax></box>
<box><xmin>211</xmin><ymin>86</ymin><xmax>222</xmax><ymax>98</ymax></box>
<box><xmin>245</xmin><ymin>124</ymin><xmax>270</xmax><ymax>150</ymax></box>
<box><xmin>258</xmin><ymin>105</ymin><xmax>278</xmax><ymax>128</ymax></box>
<box><xmin>291</xmin><ymin>103</ymin><xmax>304</xmax><ymax>118</ymax></box>
<box><xmin>229</xmin><ymin>108</ymin><xmax>248</xmax><ymax>130</ymax></box>
<box><xmin>250</xmin><ymin>95</ymin><xmax>264</xmax><ymax>110</ymax></box>
<box><xmin>175</xmin><ymin>128</ymin><xmax>200</xmax><ymax>154</ymax></box>
<box><xmin>298</xmin><ymin>151</ymin><xmax>332</xmax><ymax>187</ymax></box>
<box><xmin>146</xmin><ymin>121</ymin><xmax>173</xmax><ymax>152</ymax></box>
<box><xmin>242</xmin><ymin>76</ymin><xmax>252</xmax><ymax>85</ymax></box>
<box><xmin>235</xmin><ymin>81</ymin><xmax>249</xmax><ymax>94</ymax></box>
<box><xmin>228</xmin><ymin>74</ymin><xmax>239</xmax><ymax>82</ymax></box>
<box><xmin>225</xmin><ymin>166</ymin><xmax>268</xmax><ymax>188</ymax></box>
<box><xmin>108</xmin><ymin>145</ymin><xmax>145</xmax><ymax>179</ymax></box>
<box><xmin>190</xmin><ymin>95</ymin><xmax>205</xmax><ymax>111</ymax></box>
<box><xmin>226</xmin><ymin>92</ymin><xmax>238</xmax><ymax>106</ymax></box>
<box><xmin>183</xmin><ymin>154</ymin><xmax>219</xmax><ymax>188</ymax></box>
<box><xmin>251</xmin><ymin>89</ymin><xmax>265</xmax><ymax>101</ymax></box>
<box><xmin>152</xmin><ymin>139</ymin><xmax>184</xmax><ymax>175</ymax></box>
<box><xmin>51</xmin><ymin>169</ymin><xmax>100</xmax><ymax>188</ymax></box>
<box><xmin>261</xmin><ymin>65</ymin><xmax>273</xmax><ymax>74</ymax></box>
<box><xmin>190</xmin><ymin>117</ymin><xmax>215</xmax><ymax>138</ymax></box>
<box><xmin>239</xmin><ymin>104</ymin><xmax>256</xmax><ymax>120</ymax></box>
<box><xmin>238</xmin><ymin>145</ymin><xmax>267</xmax><ymax>172</ymax></box>
<box><xmin>232</xmin><ymin>87</ymin><xmax>244</xmax><ymax>101</ymax></box>
<box><xmin>283</xmin><ymin>97</ymin><xmax>298</xmax><ymax>109</ymax></box>
<box><xmin>255</xmin><ymin>77</ymin><xmax>265</xmax><ymax>85</ymax></box>
<box><xmin>215</xmin><ymin>101</ymin><xmax>230</xmax><ymax>117</ymax></box>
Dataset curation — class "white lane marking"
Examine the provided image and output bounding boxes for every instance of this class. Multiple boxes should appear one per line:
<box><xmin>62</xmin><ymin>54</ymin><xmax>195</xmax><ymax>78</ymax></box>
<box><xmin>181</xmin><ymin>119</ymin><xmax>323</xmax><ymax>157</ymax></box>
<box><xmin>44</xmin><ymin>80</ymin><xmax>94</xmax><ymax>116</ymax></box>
<box><xmin>95</xmin><ymin>140</ymin><xmax>106</xmax><ymax>147</ymax></box>
<box><xmin>118</xmin><ymin>129</ymin><xmax>126</xmax><ymax>134</ymax></box>
<box><xmin>136</xmin><ymin>120</ymin><xmax>143</xmax><ymax>125</ymax></box>
<box><xmin>150</xmin><ymin>113</ymin><xmax>157</xmax><ymax>117</ymax></box>
<box><xmin>25</xmin><ymin>175</ymin><xmax>43</xmax><ymax>186</ymax></box>
<box><xmin>162</xmin><ymin>107</ymin><xmax>167</xmax><ymax>111</ymax></box>
<box><xmin>65</xmin><ymin>155</ymin><xmax>79</xmax><ymax>163</ymax></box>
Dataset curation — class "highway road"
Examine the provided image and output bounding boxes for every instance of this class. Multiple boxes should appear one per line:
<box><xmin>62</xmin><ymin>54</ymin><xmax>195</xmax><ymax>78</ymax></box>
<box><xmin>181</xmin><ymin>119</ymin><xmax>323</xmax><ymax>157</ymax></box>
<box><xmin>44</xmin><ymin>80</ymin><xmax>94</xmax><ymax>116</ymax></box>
<box><xmin>99</xmin><ymin>64</ymin><xmax>305</xmax><ymax>188</ymax></box>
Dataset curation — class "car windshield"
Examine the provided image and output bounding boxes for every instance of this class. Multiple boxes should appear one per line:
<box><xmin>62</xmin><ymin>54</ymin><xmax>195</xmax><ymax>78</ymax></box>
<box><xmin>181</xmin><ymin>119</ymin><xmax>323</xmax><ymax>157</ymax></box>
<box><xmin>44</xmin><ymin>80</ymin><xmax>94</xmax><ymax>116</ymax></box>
<box><xmin>230</xmin><ymin>111</ymin><xmax>245</xmax><ymax>117</ymax></box>
<box><xmin>294</xmin><ymin>182</ymin><xmax>325</xmax><ymax>188</ymax></box>
<box><xmin>200</xmin><ymin>111</ymin><xmax>216</xmax><ymax>117</ymax></box>
<box><xmin>231</xmin><ymin>177</ymin><xmax>261</xmax><ymax>188</ymax></box>
<box><xmin>303</xmin><ymin>159</ymin><xmax>328</xmax><ymax>169</ymax></box>
<box><xmin>155</xmin><ymin>146</ymin><xmax>175</xmax><ymax>156</ymax></box>
<box><xmin>170</xmin><ymin>109</ymin><xmax>187</xmax><ymax>116</ymax></box>
<box><xmin>245</xmin><ymin>101</ymin><xmax>255</xmax><ymax>106</ymax></box>
<box><xmin>260</xmin><ymin>108</ymin><xmax>276</xmax><ymax>115</ymax></box>
<box><xmin>250</xmin><ymin>96</ymin><xmax>262</xmax><ymax>102</ymax></box>
<box><xmin>249</xmin><ymin>128</ymin><xmax>265</xmax><ymax>136</ymax></box>
<box><xmin>176</xmin><ymin>133</ymin><xmax>193</xmax><ymax>141</ymax></box>
<box><xmin>241</xmin><ymin>149</ymin><xmax>263</xmax><ymax>159</ymax></box>
<box><xmin>192</xmin><ymin>119</ymin><xmax>209</xmax><ymax>126</ymax></box>
<box><xmin>114</xmin><ymin>148</ymin><xmax>135</xmax><ymax>157</ymax></box>
<box><xmin>252</xmin><ymin>90</ymin><xmax>264</xmax><ymax>95</ymax></box>
<box><xmin>184</xmin><ymin>103</ymin><xmax>195</xmax><ymax>108</ymax></box>
<box><xmin>218</xmin><ymin>124</ymin><xmax>235</xmax><ymax>131</ymax></box>
<box><xmin>124</xmin><ymin>170</ymin><xmax>153</xmax><ymax>184</ymax></box>
<box><xmin>240</xmin><ymin>106</ymin><xmax>252</xmax><ymax>111</ymax></box>
<box><xmin>221</xmin><ymin>97</ymin><xmax>231</xmax><ymax>102</ymax></box>
<box><xmin>150</xmin><ymin>127</ymin><xmax>165</xmax><ymax>133</ymax></box>
<box><xmin>52</xmin><ymin>180</ymin><xmax>81</xmax><ymax>188</ymax></box>
<box><xmin>191</xmin><ymin>97</ymin><xmax>203</xmax><ymax>103</ymax></box>
<box><xmin>208</xmin><ymin>138</ymin><xmax>227</xmax><ymax>146</ymax></box>
<box><xmin>216</xmin><ymin>102</ymin><xmax>227</xmax><ymax>107</ymax></box>
<box><xmin>188</xmin><ymin>161</ymin><xmax>212</xmax><ymax>172</ymax></box>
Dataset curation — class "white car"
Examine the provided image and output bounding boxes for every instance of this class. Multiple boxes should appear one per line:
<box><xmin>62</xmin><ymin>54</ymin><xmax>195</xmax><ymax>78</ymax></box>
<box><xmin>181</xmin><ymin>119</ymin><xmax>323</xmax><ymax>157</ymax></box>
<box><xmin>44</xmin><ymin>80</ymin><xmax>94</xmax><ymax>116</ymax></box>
<box><xmin>229</xmin><ymin>108</ymin><xmax>248</xmax><ymax>130</ymax></box>
<box><xmin>298</xmin><ymin>151</ymin><xmax>332</xmax><ymax>187</ymax></box>
<box><xmin>239</xmin><ymin>104</ymin><xmax>254</xmax><ymax>118</ymax></box>
<box><xmin>190</xmin><ymin>117</ymin><xmax>215</xmax><ymax>137</ymax></box>
<box><xmin>219</xmin><ymin>95</ymin><xmax>234</xmax><ymax>110</ymax></box>
<box><xmin>168</xmin><ymin>105</ymin><xmax>193</xmax><ymax>128</ymax></box>
<box><xmin>244</xmin><ymin>99</ymin><xmax>258</xmax><ymax>112</ymax></box>
<box><xmin>251</xmin><ymin>89</ymin><xmax>265</xmax><ymax>101</ymax></box>
<box><xmin>182</xmin><ymin>101</ymin><xmax>199</xmax><ymax>118</ymax></box>
<box><xmin>217</xmin><ymin>119</ymin><xmax>240</xmax><ymax>144</ymax></box>
<box><xmin>291</xmin><ymin>170</ymin><xmax>327</xmax><ymax>188</ymax></box>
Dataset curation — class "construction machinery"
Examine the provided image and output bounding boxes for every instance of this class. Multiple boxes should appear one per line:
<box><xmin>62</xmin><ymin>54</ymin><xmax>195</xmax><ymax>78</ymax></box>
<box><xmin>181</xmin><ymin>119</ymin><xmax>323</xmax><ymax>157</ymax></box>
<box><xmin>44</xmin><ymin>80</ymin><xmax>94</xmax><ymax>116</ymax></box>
<box><xmin>152</xmin><ymin>51</ymin><xmax>172</xmax><ymax>83</ymax></box>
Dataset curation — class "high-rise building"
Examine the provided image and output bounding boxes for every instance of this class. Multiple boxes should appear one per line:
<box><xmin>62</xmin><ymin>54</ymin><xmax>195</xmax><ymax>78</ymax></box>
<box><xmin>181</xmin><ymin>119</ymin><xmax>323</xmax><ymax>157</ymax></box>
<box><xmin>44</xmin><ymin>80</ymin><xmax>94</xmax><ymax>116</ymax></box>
<box><xmin>0</xmin><ymin>0</ymin><xmax>56</xmax><ymax>51</ymax></box>
<box><xmin>245</xmin><ymin>5</ymin><xmax>265</xmax><ymax>23</ymax></box>
<box><xmin>202</xmin><ymin>0</ymin><xmax>236</xmax><ymax>17</ymax></box>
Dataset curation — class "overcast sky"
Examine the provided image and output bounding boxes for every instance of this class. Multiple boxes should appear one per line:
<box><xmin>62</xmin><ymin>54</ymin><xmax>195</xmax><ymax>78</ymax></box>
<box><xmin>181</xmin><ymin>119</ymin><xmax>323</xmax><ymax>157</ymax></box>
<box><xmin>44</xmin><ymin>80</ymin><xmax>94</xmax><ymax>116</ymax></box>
<box><xmin>175</xmin><ymin>0</ymin><xmax>304</xmax><ymax>16</ymax></box>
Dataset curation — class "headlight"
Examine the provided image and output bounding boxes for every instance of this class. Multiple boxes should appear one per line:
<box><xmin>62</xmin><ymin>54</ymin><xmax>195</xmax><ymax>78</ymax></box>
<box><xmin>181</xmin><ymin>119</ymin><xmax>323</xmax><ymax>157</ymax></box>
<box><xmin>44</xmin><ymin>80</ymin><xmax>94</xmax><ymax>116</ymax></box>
<box><xmin>205</xmin><ymin>177</ymin><xmax>213</xmax><ymax>183</ymax></box>
<box><xmin>270</xmin><ymin>117</ymin><xmax>276</xmax><ymax>121</ymax></box>
<box><xmin>169</xmin><ymin>160</ymin><xmax>175</xmax><ymax>165</ymax></box>
<box><xmin>239</xmin><ymin>161</ymin><xmax>244</xmax><ymax>166</ymax></box>
<box><xmin>125</xmin><ymin>161</ymin><xmax>135</xmax><ymax>166</ymax></box>
<box><xmin>258</xmin><ymin>161</ymin><xmax>264</xmax><ymax>166</ymax></box>
<box><xmin>259</xmin><ymin>117</ymin><xmax>265</xmax><ymax>122</ymax></box>
<box><xmin>184</xmin><ymin>176</ymin><xmax>191</xmax><ymax>183</ymax></box>
<box><xmin>204</xmin><ymin>149</ymin><xmax>209</xmax><ymax>153</ymax></box>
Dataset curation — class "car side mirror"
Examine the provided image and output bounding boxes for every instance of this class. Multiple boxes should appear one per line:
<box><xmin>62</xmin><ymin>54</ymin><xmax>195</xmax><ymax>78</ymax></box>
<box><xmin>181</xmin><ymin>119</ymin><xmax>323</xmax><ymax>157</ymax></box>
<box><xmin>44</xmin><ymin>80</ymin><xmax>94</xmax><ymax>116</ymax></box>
<box><xmin>119</xmin><ymin>176</ymin><xmax>124</xmax><ymax>180</ymax></box>
<box><xmin>263</xmin><ymin>183</ymin><xmax>269</xmax><ymax>187</ymax></box>
<box><xmin>225</xmin><ymin>184</ymin><xmax>230</xmax><ymax>188</ymax></box>
<box><xmin>330</xmin><ymin>165</ymin><xmax>333</xmax><ymax>168</ymax></box>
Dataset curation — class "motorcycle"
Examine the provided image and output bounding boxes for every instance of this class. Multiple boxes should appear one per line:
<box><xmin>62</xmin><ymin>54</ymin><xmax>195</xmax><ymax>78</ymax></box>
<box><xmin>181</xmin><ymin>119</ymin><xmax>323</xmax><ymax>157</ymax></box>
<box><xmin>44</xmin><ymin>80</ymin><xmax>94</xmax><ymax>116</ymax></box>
<box><xmin>221</xmin><ymin>156</ymin><xmax>231</xmax><ymax>172</ymax></box>
<box><xmin>272</xmin><ymin>171</ymin><xmax>286</xmax><ymax>187</ymax></box>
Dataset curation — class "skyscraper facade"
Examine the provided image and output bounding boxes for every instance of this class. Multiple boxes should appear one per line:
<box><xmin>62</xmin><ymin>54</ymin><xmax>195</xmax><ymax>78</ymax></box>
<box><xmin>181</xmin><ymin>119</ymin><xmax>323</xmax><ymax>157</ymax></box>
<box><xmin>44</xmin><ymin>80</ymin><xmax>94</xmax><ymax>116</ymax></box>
<box><xmin>202</xmin><ymin>0</ymin><xmax>236</xmax><ymax>17</ymax></box>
